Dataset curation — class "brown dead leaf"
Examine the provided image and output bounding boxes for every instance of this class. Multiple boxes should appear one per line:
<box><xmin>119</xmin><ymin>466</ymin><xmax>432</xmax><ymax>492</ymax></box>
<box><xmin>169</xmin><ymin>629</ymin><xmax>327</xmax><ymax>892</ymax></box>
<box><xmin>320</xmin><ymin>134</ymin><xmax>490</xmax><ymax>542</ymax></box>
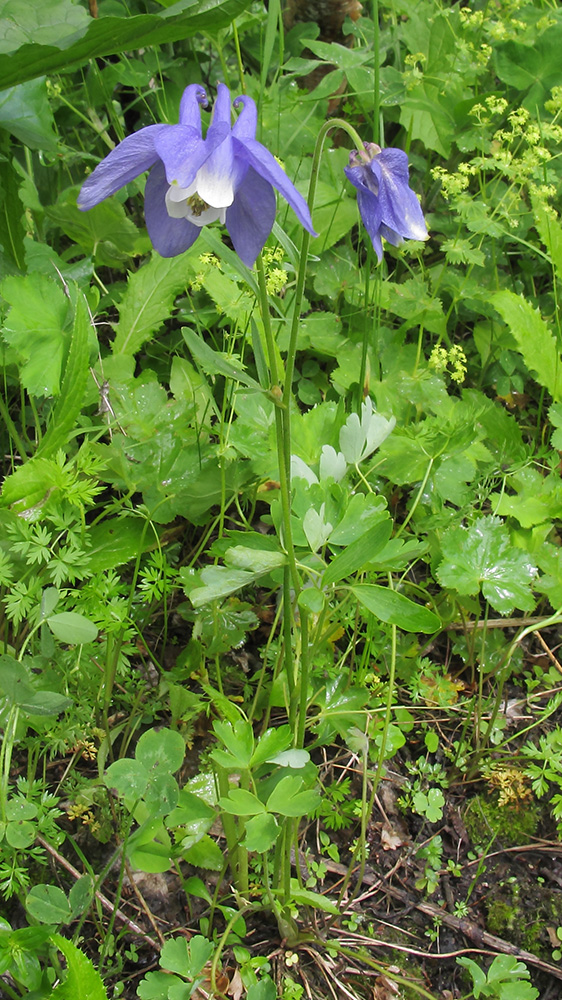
<box><xmin>227</xmin><ymin>968</ymin><xmax>244</xmax><ymax>1000</ymax></box>
<box><xmin>374</xmin><ymin>974</ymin><xmax>400</xmax><ymax>998</ymax></box>
<box><xmin>381</xmin><ymin>819</ymin><xmax>409</xmax><ymax>851</ymax></box>
<box><xmin>193</xmin><ymin>963</ymin><xmax>230</xmax><ymax>998</ymax></box>
<box><xmin>546</xmin><ymin>926</ymin><xmax>561</xmax><ymax>948</ymax></box>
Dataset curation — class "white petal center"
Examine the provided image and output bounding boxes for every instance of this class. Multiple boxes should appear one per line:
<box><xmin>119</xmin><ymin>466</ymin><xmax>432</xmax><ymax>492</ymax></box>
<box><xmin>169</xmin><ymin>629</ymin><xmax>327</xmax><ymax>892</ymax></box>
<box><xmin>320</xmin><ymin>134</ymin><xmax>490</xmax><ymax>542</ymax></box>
<box><xmin>195</xmin><ymin>161</ymin><xmax>235</xmax><ymax>209</ymax></box>
<box><xmin>165</xmin><ymin>180</ymin><xmax>227</xmax><ymax>228</ymax></box>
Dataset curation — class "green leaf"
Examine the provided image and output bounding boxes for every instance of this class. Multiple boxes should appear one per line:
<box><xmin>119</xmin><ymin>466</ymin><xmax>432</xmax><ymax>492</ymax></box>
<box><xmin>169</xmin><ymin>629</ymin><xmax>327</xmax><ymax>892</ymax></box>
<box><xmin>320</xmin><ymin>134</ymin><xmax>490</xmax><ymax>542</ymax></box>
<box><xmin>225</xmin><ymin>545</ymin><xmax>286</xmax><ymax>574</ymax></box>
<box><xmin>0</xmin><ymin>78</ymin><xmax>57</xmax><ymax>149</ymax></box>
<box><xmin>412</xmin><ymin>788</ymin><xmax>445</xmax><ymax>823</ymax></box>
<box><xmin>243</xmin><ymin>813</ymin><xmax>279</xmax><ymax>853</ymax></box>
<box><xmin>322</xmin><ymin>518</ymin><xmax>392</xmax><ymax>586</ymax></box>
<box><xmin>436</xmin><ymin>515</ymin><xmax>537</xmax><ymax>615</ymax></box>
<box><xmin>266</xmin><ymin>775</ymin><xmax>321</xmax><ymax>817</ymax></box>
<box><xmin>189</xmin><ymin>566</ymin><xmax>259</xmax><ymax>607</ymax></box>
<box><xmin>219</xmin><ymin>788</ymin><xmax>266</xmax><ymax>815</ymax></box>
<box><xmin>398</xmin><ymin>80</ymin><xmax>455</xmax><ymax>157</ymax></box>
<box><xmin>86</xmin><ymin>517</ymin><xmax>147</xmax><ymax>574</ymax></box>
<box><xmin>0</xmin><ymin>0</ymin><xmax>89</xmax><ymax>55</ymax></box>
<box><xmin>160</xmin><ymin>935</ymin><xmax>214</xmax><ymax>980</ymax></box>
<box><xmin>105</xmin><ymin>759</ymin><xmax>150</xmax><ymax>802</ymax></box>
<box><xmin>137</xmin><ymin>971</ymin><xmax>178</xmax><ymax>1000</ymax></box>
<box><xmin>493</xmin><ymin>289</ymin><xmax>562</xmax><ymax>401</ymax></box>
<box><xmin>136</xmin><ymin>727</ymin><xmax>186</xmax><ymax>775</ymax></box>
<box><xmin>247</xmin><ymin>979</ymin><xmax>278</xmax><ymax>1000</ymax></box>
<box><xmin>143</xmin><ymin>771</ymin><xmax>180</xmax><ymax>816</ymax></box>
<box><xmin>1</xmin><ymin>456</ymin><xmax>67</xmax><ymax>513</ymax></box>
<box><xmin>48</xmin><ymin>192</ymin><xmax>139</xmax><ymax>267</ymax></box>
<box><xmin>0</xmin><ymin>271</ymin><xmax>71</xmax><ymax>397</ymax></box>
<box><xmin>287</xmin><ymin>881</ymin><xmax>339</xmax><ymax>915</ymax></box>
<box><xmin>47</xmin><ymin>612</ymin><xmax>98</xmax><ymax>645</ymax></box>
<box><xmin>265</xmin><ymin>749</ymin><xmax>310</xmax><ymax>769</ymax></box>
<box><xmin>328</xmin><ymin>493</ymin><xmax>388</xmax><ymax>546</ymax></box>
<box><xmin>0</xmin><ymin>0</ymin><xmax>255</xmax><ymax>90</ymax></box>
<box><xmin>6</xmin><ymin>819</ymin><xmax>36</xmax><ymax>848</ymax></box>
<box><xmin>249</xmin><ymin>724</ymin><xmax>293</xmax><ymax>767</ymax></box>
<box><xmin>26</xmin><ymin>886</ymin><xmax>71</xmax><ymax>925</ymax></box>
<box><xmin>212</xmin><ymin>719</ymin><xmax>254</xmax><ymax>769</ymax></box>
<box><xmin>36</xmin><ymin>292</ymin><xmax>92</xmax><ymax>459</ymax></box>
<box><xmin>373</xmin><ymin>722</ymin><xmax>406</xmax><ymax>759</ymax></box>
<box><xmin>6</xmin><ymin>798</ymin><xmax>37</xmax><ymax>821</ymax></box>
<box><xmin>68</xmin><ymin>876</ymin><xmax>94</xmax><ymax>918</ymax></box>
<box><xmin>127</xmin><ymin>819</ymin><xmax>172</xmax><ymax>875</ymax></box>
<box><xmin>351</xmin><ymin>585</ymin><xmax>440</xmax><ymax>633</ymax></box>
<box><xmin>0</xmin><ymin>655</ymin><xmax>72</xmax><ymax>715</ymax></box>
<box><xmin>49</xmin><ymin>934</ymin><xmax>108</xmax><ymax>999</ymax></box>
<box><xmin>182</xmin><ymin>834</ymin><xmax>224</xmax><ymax>869</ymax></box>
<box><xmin>494</xmin><ymin>24</ymin><xmax>562</xmax><ymax>110</ymax></box>
<box><xmin>113</xmin><ymin>253</ymin><xmax>195</xmax><ymax>355</ymax></box>
<box><xmin>0</xmin><ymin>157</ymin><xmax>25</xmax><ymax>269</ymax></box>
<box><xmin>532</xmin><ymin>194</ymin><xmax>562</xmax><ymax>285</ymax></box>
<box><xmin>182</xmin><ymin>326</ymin><xmax>264</xmax><ymax>392</ymax></box>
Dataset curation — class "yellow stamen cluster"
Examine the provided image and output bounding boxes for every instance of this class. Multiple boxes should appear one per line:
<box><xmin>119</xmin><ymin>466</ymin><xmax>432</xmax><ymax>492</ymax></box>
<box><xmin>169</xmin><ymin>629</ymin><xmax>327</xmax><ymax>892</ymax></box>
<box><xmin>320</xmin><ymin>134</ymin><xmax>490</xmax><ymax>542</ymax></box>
<box><xmin>188</xmin><ymin>193</ymin><xmax>210</xmax><ymax>218</ymax></box>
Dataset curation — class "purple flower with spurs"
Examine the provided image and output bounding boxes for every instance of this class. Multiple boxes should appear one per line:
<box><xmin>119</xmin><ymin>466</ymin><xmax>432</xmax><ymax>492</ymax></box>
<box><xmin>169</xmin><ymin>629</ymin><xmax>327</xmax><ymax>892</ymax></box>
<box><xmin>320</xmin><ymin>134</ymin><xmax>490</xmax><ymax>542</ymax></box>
<box><xmin>78</xmin><ymin>83</ymin><xmax>316</xmax><ymax>268</ymax></box>
<box><xmin>345</xmin><ymin>142</ymin><xmax>428</xmax><ymax>261</ymax></box>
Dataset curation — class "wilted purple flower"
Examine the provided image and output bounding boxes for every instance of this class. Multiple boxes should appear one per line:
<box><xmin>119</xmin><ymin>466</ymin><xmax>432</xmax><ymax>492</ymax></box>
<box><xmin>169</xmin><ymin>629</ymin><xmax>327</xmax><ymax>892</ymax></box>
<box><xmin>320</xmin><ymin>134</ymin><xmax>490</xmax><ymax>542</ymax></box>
<box><xmin>78</xmin><ymin>83</ymin><xmax>316</xmax><ymax>268</ymax></box>
<box><xmin>345</xmin><ymin>143</ymin><xmax>428</xmax><ymax>261</ymax></box>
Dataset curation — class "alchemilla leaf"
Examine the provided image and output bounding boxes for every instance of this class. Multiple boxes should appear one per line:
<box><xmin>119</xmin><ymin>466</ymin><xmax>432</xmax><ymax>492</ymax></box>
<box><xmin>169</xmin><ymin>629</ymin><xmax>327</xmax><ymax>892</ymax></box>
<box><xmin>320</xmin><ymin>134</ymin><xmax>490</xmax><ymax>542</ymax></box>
<box><xmin>436</xmin><ymin>515</ymin><xmax>537</xmax><ymax>615</ymax></box>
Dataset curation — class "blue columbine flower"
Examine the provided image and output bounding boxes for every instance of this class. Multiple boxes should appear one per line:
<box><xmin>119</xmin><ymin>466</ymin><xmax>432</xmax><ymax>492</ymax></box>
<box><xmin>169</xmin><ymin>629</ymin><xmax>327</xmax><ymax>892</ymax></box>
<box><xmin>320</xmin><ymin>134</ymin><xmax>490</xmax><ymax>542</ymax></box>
<box><xmin>344</xmin><ymin>142</ymin><xmax>428</xmax><ymax>261</ymax></box>
<box><xmin>78</xmin><ymin>83</ymin><xmax>316</xmax><ymax>267</ymax></box>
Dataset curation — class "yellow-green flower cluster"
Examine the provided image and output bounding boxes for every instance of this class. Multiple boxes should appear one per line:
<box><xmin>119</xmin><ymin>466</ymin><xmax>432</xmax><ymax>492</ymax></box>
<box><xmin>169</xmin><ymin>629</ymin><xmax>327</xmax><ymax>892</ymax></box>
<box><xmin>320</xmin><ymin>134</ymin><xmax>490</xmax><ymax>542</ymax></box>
<box><xmin>262</xmin><ymin>247</ymin><xmax>288</xmax><ymax>295</ymax></box>
<box><xmin>191</xmin><ymin>251</ymin><xmax>221</xmax><ymax>290</ymax></box>
<box><xmin>429</xmin><ymin>345</ymin><xmax>467</xmax><ymax>385</ymax></box>
<box><xmin>431</xmin><ymin>165</ymin><xmax>470</xmax><ymax>200</ymax></box>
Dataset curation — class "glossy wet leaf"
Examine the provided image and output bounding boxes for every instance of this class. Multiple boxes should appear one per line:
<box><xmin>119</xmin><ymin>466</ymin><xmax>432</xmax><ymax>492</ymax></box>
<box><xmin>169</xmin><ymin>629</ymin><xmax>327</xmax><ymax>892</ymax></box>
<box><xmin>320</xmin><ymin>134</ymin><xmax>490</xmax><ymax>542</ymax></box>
<box><xmin>436</xmin><ymin>515</ymin><xmax>537</xmax><ymax>615</ymax></box>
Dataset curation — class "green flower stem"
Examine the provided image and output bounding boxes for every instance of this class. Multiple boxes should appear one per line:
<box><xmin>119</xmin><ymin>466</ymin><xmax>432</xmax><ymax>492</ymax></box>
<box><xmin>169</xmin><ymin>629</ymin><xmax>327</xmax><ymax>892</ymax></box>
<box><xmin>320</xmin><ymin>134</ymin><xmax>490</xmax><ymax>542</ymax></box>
<box><xmin>0</xmin><ymin>705</ymin><xmax>18</xmax><ymax>822</ymax></box>
<box><xmin>274</xmin><ymin>115</ymin><xmax>374</xmax><ymax>739</ymax></box>
<box><xmin>215</xmin><ymin>764</ymin><xmax>248</xmax><ymax>895</ymax></box>
<box><xmin>394</xmin><ymin>457</ymin><xmax>434</xmax><ymax>538</ymax></box>
<box><xmin>472</xmin><ymin>607</ymin><xmax>562</xmax><ymax>772</ymax></box>
<box><xmin>373</xmin><ymin>0</ymin><xmax>380</xmax><ymax>144</ymax></box>
<box><xmin>232</xmin><ymin>21</ymin><xmax>246</xmax><ymax>94</ymax></box>
<box><xmin>358</xmin><ymin>247</ymin><xmax>378</xmax><ymax>409</ymax></box>
<box><xmin>337</xmin><ymin>619</ymin><xmax>397</xmax><ymax>908</ymax></box>
<box><xmin>0</xmin><ymin>390</ymin><xmax>27</xmax><ymax>460</ymax></box>
<box><xmin>296</xmin><ymin>605</ymin><xmax>310</xmax><ymax>749</ymax></box>
<box><xmin>255</xmin><ymin>255</ymin><xmax>298</xmax><ymax>718</ymax></box>
<box><xmin>282</xmin><ymin>116</ymin><xmax>365</xmax><ymax>420</ymax></box>
<box><xmin>319</xmin><ymin>941</ymin><xmax>438</xmax><ymax>1000</ymax></box>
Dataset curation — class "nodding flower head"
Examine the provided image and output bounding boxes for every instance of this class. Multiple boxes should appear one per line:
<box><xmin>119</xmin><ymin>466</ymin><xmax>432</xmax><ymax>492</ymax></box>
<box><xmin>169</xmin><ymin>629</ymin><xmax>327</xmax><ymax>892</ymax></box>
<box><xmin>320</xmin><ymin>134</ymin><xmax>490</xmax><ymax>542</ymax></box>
<box><xmin>79</xmin><ymin>83</ymin><xmax>316</xmax><ymax>268</ymax></box>
<box><xmin>344</xmin><ymin>142</ymin><xmax>428</xmax><ymax>261</ymax></box>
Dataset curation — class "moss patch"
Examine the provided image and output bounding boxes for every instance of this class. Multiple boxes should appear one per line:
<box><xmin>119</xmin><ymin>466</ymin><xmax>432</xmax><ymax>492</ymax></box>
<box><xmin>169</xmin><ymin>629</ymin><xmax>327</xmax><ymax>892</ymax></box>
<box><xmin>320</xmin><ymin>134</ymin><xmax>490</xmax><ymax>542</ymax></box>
<box><xmin>463</xmin><ymin>793</ymin><xmax>539</xmax><ymax>848</ymax></box>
